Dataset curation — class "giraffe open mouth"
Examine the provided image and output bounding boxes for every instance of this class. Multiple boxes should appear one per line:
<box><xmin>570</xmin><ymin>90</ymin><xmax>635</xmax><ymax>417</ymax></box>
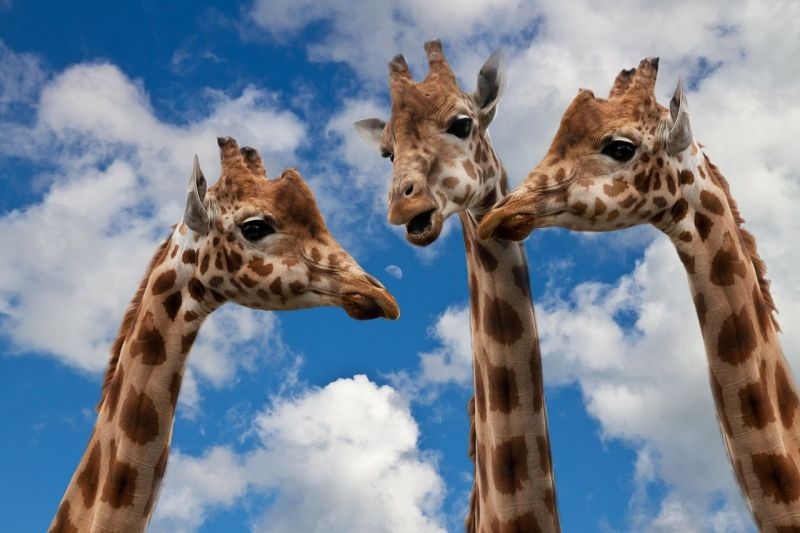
<box><xmin>405</xmin><ymin>209</ymin><xmax>442</xmax><ymax>246</ymax></box>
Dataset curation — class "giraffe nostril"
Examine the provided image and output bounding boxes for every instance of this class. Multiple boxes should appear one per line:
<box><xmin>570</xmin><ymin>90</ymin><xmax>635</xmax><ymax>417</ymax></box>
<box><xmin>404</xmin><ymin>184</ymin><xmax>415</xmax><ymax>197</ymax></box>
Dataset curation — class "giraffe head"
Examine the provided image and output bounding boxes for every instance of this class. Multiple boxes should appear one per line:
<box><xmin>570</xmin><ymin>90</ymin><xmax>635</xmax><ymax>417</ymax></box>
<box><xmin>355</xmin><ymin>40</ymin><xmax>507</xmax><ymax>246</ymax></box>
<box><xmin>479</xmin><ymin>57</ymin><xmax>697</xmax><ymax>241</ymax></box>
<box><xmin>184</xmin><ymin>137</ymin><xmax>399</xmax><ymax>320</ymax></box>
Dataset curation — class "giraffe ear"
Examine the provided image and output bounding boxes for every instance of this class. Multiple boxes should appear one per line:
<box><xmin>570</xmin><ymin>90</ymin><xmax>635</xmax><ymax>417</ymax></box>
<box><xmin>353</xmin><ymin>118</ymin><xmax>387</xmax><ymax>154</ymax></box>
<box><xmin>474</xmin><ymin>48</ymin><xmax>506</xmax><ymax>127</ymax></box>
<box><xmin>667</xmin><ymin>78</ymin><xmax>693</xmax><ymax>155</ymax></box>
<box><xmin>184</xmin><ymin>154</ymin><xmax>210</xmax><ymax>234</ymax></box>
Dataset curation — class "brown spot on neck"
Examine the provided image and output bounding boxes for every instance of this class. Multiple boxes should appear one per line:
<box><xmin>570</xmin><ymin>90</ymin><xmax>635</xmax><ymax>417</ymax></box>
<box><xmin>474</xmin><ymin>241</ymin><xmax>499</xmax><ymax>272</ymax></box>
<box><xmin>679</xmin><ymin>169</ymin><xmax>695</xmax><ymax>185</ymax></box>
<box><xmin>119</xmin><ymin>386</ymin><xmax>160</xmax><ymax>445</ymax></box>
<box><xmin>482</xmin><ymin>296</ymin><xmax>523</xmax><ymax>346</ymax></box>
<box><xmin>751</xmin><ymin>451</ymin><xmax>800</xmax><ymax>504</ymax></box>
<box><xmin>700</xmin><ymin>190</ymin><xmax>725</xmax><ymax>215</ymax></box>
<box><xmin>753</xmin><ymin>285</ymin><xmax>773</xmax><ymax>343</ymax></box>
<box><xmin>474</xmin><ymin>358</ymin><xmax>487</xmax><ymax>422</ymax></box>
<box><xmin>151</xmin><ymin>270</ymin><xmax>177</xmax><ymax>295</ymax></box>
<box><xmin>187</xmin><ymin>278</ymin><xmax>206</xmax><ymax>301</ymax></box>
<box><xmin>104</xmin><ymin>364</ymin><xmax>125</xmax><ymax>421</ymax></box>
<box><xmin>716</xmin><ymin>307</ymin><xmax>757</xmax><ymax>365</ymax></box>
<box><xmin>491</xmin><ymin>435</ymin><xmax>530</xmax><ymax>495</ymax></box>
<box><xmin>162</xmin><ymin>292</ymin><xmax>182</xmax><ymax>321</ymax></box>
<box><xmin>710</xmin><ymin>238</ymin><xmax>747</xmax><ymax>286</ymax></box>
<box><xmin>486</xmin><ymin>361</ymin><xmax>520</xmax><ymax>414</ymax></box>
<box><xmin>181</xmin><ymin>329</ymin><xmax>199</xmax><ymax>354</ymax></box>
<box><xmin>676</xmin><ymin>250</ymin><xmax>695</xmax><ymax>275</ymax></box>
<box><xmin>130</xmin><ymin>312</ymin><xmax>167</xmax><ymax>366</ymax></box>
<box><xmin>775</xmin><ymin>363</ymin><xmax>800</xmax><ymax>429</ymax></box>
<box><xmin>76</xmin><ymin>440</ymin><xmax>102</xmax><ymax>509</ymax></box>
<box><xmin>693</xmin><ymin>292</ymin><xmax>707</xmax><ymax>330</ymax></box>
<box><xmin>100</xmin><ymin>441</ymin><xmax>138</xmax><ymax>509</ymax></box>
<box><xmin>694</xmin><ymin>212</ymin><xmax>713</xmax><ymax>241</ymax></box>
<box><xmin>469</xmin><ymin>272</ymin><xmax>481</xmax><ymax>330</ymax></box>
<box><xmin>739</xmin><ymin>359</ymin><xmax>777</xmax><ymax>429</ymax></box>
<box><xmin>510</xmin><ymin>263</ymin><xmax>532</xmax><ymax>300</ymax></box>
<box><xmin>181</xmin><ymin>249</ymin><xmax>197</xmax><ymax>265</ymax></box>
<box><xmin>670</xmin><ymin>198</ymin><xmax>688</xmax><ymax>222</ymax></box>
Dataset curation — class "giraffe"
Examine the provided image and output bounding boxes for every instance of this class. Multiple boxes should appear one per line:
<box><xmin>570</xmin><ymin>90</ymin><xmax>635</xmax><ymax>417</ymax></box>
<box><xmin>49</xmin><ymin>137</ymin><xmax>399</xmax><ymax>533</ymax></box>
<box><xmin>478</xmin><ymin>57</ymin><xmax>800</xmax><ymax>531</ymax></box>
<box><xmin>355</xmin><ymin>41</ymin><xmax>560</xmax><ymax>532</ymax></box>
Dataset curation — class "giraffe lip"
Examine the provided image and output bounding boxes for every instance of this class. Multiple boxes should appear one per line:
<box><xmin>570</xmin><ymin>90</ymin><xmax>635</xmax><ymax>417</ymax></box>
<box><xmin>405</xmin><ymin>209</ymin><xmax>442</xmax><ymax>246</ymax></box>
<box><xmin>478</xmin><ymin>199</ymin><xmax>539</xmax><ymax>241</ymax></box>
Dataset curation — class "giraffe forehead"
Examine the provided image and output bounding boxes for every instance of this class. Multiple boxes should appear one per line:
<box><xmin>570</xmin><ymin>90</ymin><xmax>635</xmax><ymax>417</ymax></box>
<box><xmin>210</xmin><ymin>172</ymin><xmax>327</xmax><ymax>235</ymax></box>
<box><xmin>551</xmin><ymin>94</ymin><xmax>664</xmax><ymax>153</ymax></box>
<box><xmin>390</xmin><ymin>82</ymin><xmax>469</xmax><ymax>131</ymax></box>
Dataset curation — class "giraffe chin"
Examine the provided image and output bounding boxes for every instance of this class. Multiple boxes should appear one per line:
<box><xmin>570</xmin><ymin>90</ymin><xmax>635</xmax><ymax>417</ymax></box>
<box><xmin>489</xmin><ymin>213</ymin><xmax>538</xmax><ymax>241</ymax></box>
<box><xmin>478</xmin><ymin>204</ymin><xmax>539</xmax><ymax>241</ymax></box>
<box><xmin>405</xmin><ymin>209</ymin><xmax>443</xmax><ymax>246</ymax></box>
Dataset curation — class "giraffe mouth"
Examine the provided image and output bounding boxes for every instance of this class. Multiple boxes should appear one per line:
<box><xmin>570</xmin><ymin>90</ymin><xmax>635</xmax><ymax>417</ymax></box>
<box><xmin>405</xmin><ymin>209</ymin><xmax>442</xmax><ymax>246</ymax></box>
<box><xmin>478</xmin><ymin>194</ymin><xmax>540</xmax><ymax>241</ymax></box>
<box><xmin>340</xmin><ymin>275</ymin><xmax>400</xmax><ymax>320</ymax></box>
<box><xmin>341</xmin><ymin>292</ymin><xmax>396</xmax><ymax>320</ymax></box>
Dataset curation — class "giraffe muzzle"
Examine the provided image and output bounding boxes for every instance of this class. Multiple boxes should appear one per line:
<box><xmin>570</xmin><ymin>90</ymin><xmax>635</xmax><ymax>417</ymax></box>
<box><xmin>478</xmin><ymin>192</ymin><xmax>540</xmax><ymax>241</ymax></box>
<box><xmin>340</xmin><ymin>283</ymin><xmax>400</xmax><ymax>320</ymax></box>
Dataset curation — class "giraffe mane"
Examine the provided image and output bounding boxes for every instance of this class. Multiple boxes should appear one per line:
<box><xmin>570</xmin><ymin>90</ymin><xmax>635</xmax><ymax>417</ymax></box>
<box><xmin>704</xmin><ymin>154</ymin><xmax>780</xmax><ymax>331</ymax></box>
<box><xmin>96</xmin><ymin>234</ymin><xmax>173</xmax><ymax>411</ymax></box>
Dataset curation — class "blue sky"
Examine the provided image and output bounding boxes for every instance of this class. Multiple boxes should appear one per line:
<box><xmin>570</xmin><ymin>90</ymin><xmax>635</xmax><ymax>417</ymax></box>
<box><xmin>1</xmin><ymin>1</ymin><xmax>798</xmax><ymax>531</ymax></box>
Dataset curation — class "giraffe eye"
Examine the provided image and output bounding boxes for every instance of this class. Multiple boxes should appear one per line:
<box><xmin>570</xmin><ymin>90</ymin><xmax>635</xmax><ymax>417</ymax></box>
<box><xmin>446</xmin><ymin>117</ymin><xmax>472</xmax><ymax>139</ymax></box>
<box><xmin>240</xmin><ymin>218</ymin><xmax>275</xmax><ymax>241</ymax></box>
<box><xmin>601</xmin><ymin>140</ymin><xmax>637</xmax><ymax>161</ymax></box>
<box><xmin>381</xmin><ymin>151</ymin><xmax>395</xmax><ymax>162</ymax></box>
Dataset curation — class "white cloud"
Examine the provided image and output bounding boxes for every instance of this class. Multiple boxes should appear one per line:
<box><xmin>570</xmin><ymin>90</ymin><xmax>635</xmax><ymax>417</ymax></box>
<box><xmin>418</xmin><ymin>305</ymin><xmax>472</xmax><ymax>387</ymax></box>
<box><xmin>152</xmin><ymin>375</ymin><xmax>446</xmax><ymax>533</ymax></box>
<box><xmin>0</xmin><ymin>54</ymin><xmax>305</xmax><ymax>414</ymax></box>
<box><xmin>0</xmin><ymin>39</ymin><xmax>44</xmax><ymax>112</ymax></box>
<box><xmin>149</xmin><ymin>446</ymin><xmax>250</xmax><ymax>533</ymax></box>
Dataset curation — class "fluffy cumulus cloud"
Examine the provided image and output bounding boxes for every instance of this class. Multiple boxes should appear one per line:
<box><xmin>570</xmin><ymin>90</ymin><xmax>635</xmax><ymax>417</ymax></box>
<box><xmin>417</xmin><ymin>304</ymin><xmax>473</xmax><ymax>387</ymax></box>
<box><xmin>249</xmin><ymin>0</ymin><xmax>799</xmax><ymax>528</ymax></box>
<box><xmin>152</xmin><ymin>376</ymin><xmax>445</xmax><ymax>533</ymax></box>
<box><xmin>0</xmin><ymin>47</ymin><xmax>304</xmax><ymax>412</ymax></box>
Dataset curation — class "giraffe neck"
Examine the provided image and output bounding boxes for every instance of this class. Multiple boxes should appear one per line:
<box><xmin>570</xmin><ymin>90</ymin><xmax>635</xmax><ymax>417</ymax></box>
<box><xmin>666</xmin><ymin>156</ymin><xmax>800</xmax><ymax>531</ymax></box>
<box><xmin>50</xmin><ymin>227</ymin><xmax>218</xmax><ymax>533</ymax></box>
<box><xmin>460</xmin><ymin>206</ymin><xmax>560</xmax><ymax>532</ymax></box>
